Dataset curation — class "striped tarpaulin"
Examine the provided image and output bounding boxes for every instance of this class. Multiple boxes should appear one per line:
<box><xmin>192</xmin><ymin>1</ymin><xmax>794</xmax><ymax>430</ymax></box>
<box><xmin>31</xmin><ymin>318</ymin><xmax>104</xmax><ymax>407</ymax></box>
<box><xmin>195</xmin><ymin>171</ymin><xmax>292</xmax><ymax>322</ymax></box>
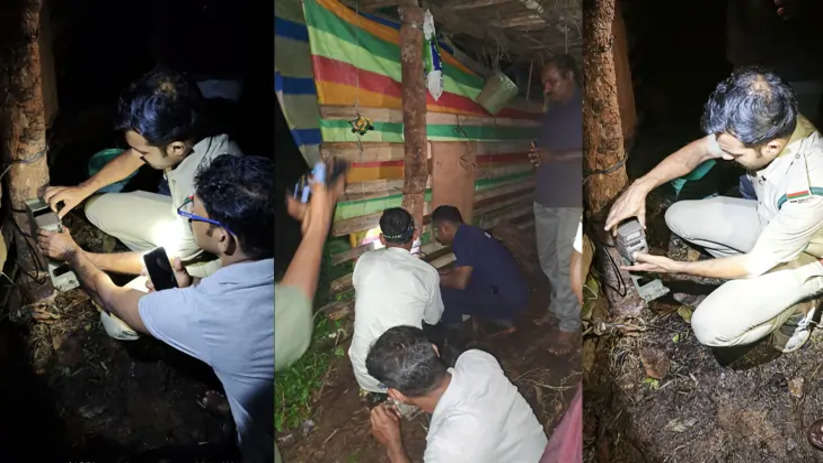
<box><xmin>275</xmin><ymin>0</ymin><xmax>322</xmax><ymax>165</ymax></box>
<box><xmin>302</xmin><ymin>0</ymin><xmax>543</xmax><ymax>122</ymax></box>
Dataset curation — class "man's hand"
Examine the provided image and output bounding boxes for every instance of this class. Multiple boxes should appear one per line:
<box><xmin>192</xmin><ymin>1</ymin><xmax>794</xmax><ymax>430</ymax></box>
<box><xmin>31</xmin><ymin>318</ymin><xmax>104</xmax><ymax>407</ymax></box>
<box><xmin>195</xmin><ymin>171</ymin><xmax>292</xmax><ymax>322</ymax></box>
<box><xmin>36</xmin><ymin>227</ymin><xmax>80</xmax><ymax>261</ymax></box>
<box><xmin>370</xmin><ymin>404</ymin><xmax>406</xmax><ymax>459</ymax></box>
<box><xmin>44</xmin><ymin>185</ymin><xmax>91</xmax><ymax>219</ymax></box>
<box><xmin>528</xmin><ymin>141</ymin><xmax>546</xmax><ymax>167</ymax></box>
<box><xmin>621</xmin><ymin>252</ymin><xmax>682</xmax><ymax>274</ymax></box>
<box><xmin>285</xmin><ymin>162</ymin><xmax>346</xmax><ymax>236</ymax></box>
<box><xmin>604</xmin><ymin>181</ymin><xmax>650</xmax><ymax>235</ymax></box>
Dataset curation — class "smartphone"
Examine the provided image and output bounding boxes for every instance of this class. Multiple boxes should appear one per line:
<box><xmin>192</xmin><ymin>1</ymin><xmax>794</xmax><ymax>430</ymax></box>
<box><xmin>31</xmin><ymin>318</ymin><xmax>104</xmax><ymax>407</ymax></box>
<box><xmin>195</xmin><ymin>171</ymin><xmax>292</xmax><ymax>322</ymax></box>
<box><xmin>292</xmin><ymin>158</ymin><xmax>350</xmax><ymax>203</ymax></box>
<box><xmin>143</xmin><ymin>247</ymin><xmax>178</xmax><ymax>291</ymax></box>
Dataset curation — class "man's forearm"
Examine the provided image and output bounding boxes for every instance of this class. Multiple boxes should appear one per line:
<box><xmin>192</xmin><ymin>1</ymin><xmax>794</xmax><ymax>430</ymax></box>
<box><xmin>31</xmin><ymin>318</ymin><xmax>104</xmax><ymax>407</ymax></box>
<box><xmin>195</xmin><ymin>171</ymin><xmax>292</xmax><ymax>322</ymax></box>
<box><xmin>635</xmin><ymin>137</ymin><xmax>716</xmax><ymax>193</ymax></box>
<box><xmin>68</xmin><ymin>249</ymin><xmax>148</xmax><ymax>332</ymax></box>
<box><xmin>80</xmin><ymin>150</ymin><xmax>144</xmax><ymax>192</ymax></box>
<box><xmin>674</xmin><ymin>254</ymin><xmax>750</xmax><ymax>280</ymax></box>
<box><xmin>280</xmin><ymin>219</ymin><xmax>331</xmax><ymax>302</ymax></box>
<box><xmin>84</xmin><ymin>250</ymin><xmax>145</xmax><ymax>275</ymax></box>
<box><xmin>386</xmin><ymin>444</ymin><xmax>411</xmax><ymax>463</ymax></box>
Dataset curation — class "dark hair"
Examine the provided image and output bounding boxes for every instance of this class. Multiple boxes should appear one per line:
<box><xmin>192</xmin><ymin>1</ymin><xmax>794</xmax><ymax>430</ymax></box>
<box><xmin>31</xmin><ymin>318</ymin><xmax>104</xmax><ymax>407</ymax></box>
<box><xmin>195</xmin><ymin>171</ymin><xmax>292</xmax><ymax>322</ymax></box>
<box><xmin>431</xmin><ymin>205</ymin><xmax>463</xmax><ymax>225</ymax></box>
<box><xmin>366</xmin><ymin>326</ymin><xmax>447</xmax><ymax>397</ymax></box>
<box><xmin>114</xmin><ymin>68</ymin><xmax>204</xmax><ymax>148</ymax></box>
<box><xmin>379</xmin><ymin>207</ymin><xmax>415</xmax><ymax>243</ymax></box>
<box><xmin>544</xmin><ymin>54</ymin><xmax>579</xmax><ymax>81</ymax></box>
<box><xmin>195</xmin><ymin>155</ymin><xmax>273</xmax><ymax>259</ymax></box>
<box><xmin>701</xmin><ymin>67</ymin><xmax>798</xmax><ymax>147</ymax></box>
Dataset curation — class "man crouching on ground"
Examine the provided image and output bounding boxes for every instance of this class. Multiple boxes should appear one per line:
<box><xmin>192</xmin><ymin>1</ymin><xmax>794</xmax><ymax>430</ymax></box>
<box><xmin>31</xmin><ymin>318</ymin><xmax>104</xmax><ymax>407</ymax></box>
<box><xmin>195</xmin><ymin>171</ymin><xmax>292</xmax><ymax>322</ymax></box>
<box><xmin>37</xmin><ymin>155</ymin><xmax>274</xmax><ymax>462</ymax></box>
<box><xmin>366</xmin><ymin>325</ymin><xmax>547</xmax><ymax>462</ymax></box>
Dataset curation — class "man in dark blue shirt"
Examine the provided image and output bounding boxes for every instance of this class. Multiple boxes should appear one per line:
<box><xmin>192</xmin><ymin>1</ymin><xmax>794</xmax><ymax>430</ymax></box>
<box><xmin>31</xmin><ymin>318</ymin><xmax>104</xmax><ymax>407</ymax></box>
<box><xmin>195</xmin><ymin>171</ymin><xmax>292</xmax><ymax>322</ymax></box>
<box><xmin>432</xmin><ymin>205</ymin><xmax>529</xmax><ymax>333</ymax></box>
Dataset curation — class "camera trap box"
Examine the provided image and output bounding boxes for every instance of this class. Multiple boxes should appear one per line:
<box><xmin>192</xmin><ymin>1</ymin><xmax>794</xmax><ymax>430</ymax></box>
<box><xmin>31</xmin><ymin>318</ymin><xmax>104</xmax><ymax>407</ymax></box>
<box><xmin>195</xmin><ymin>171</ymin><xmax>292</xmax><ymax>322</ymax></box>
<box><xmin>24</xmin><ymin>198</ymin><xmax>80</xmax><ymax>292</ymax></box>
<box><xmin>615</xmin><ymin>219</ymin><xmax>669</xmax><ymax>303</ymax></box>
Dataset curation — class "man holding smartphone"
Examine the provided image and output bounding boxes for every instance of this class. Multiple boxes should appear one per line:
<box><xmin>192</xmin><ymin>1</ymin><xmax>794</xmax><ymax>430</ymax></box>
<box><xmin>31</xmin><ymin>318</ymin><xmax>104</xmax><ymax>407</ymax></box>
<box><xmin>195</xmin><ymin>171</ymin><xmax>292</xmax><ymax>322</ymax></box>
<box><xmin>37</xmin><ymin>155</ymin><xmax>273</xmax><ymax>462</ymax></box>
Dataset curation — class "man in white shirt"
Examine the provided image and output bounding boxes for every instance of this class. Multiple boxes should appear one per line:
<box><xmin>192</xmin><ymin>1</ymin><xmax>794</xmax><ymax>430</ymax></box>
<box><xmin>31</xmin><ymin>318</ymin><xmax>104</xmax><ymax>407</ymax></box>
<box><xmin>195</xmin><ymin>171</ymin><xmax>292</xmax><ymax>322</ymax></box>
<box><xmin>366</xmin><ymin>326</ymin><xmax>547</xmax><ymax>463</ymax></box>
<box><xmin>349</xmin><ymin>207</ymin><xmax>444</xmax><ymax>393</ymax></box>
<box><xmin>606</xmin><ymin>68</ymin><xmax>823</xmax><ymax>354</ymax></box>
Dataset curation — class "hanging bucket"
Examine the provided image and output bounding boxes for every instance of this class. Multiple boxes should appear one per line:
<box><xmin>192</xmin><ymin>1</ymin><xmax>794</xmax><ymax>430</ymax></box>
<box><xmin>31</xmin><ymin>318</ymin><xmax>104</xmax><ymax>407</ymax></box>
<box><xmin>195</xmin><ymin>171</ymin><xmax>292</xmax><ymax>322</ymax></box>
<box><xmin>87</xmin><ymin>148</ymin><xmax>137</xmax><ymax>193</ymax></box>
<box><xmin>476</xmin><ymin>72</ymin><xmax>519</xmax><ymax>115</ymax></box>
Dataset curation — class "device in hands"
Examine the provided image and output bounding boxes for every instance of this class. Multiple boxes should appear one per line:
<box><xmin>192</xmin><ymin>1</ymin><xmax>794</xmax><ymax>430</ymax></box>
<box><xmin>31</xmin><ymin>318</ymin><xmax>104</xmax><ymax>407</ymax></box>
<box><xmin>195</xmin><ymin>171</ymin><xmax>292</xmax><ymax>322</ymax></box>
<box><xmin>292</xmin><ymin>158</ymin><xmax>349</xmax><ymax>203</ymax></box>
<box><xmin>143</xmin><ymin>247</ymin><xmax>178</xmax><ymax>291</ymax></box>
<box><xmin>25</xmin><ymin>198</ymin><xmax>79</xmax><ymax>292</ymax></box>
<box><xmin>615</xmin><ymin>219</ymin><xmax>648</xmax><ymax>264</ymax></box>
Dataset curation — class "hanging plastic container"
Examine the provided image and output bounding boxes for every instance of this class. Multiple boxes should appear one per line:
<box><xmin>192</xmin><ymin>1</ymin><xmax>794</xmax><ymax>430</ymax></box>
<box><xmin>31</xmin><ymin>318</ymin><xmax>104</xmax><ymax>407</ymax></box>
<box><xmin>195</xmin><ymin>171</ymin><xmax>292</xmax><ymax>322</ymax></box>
<box><xmin>476</xmin><ymin>71</ymin><xmax>519</xmax><ymax>115</ymax></box>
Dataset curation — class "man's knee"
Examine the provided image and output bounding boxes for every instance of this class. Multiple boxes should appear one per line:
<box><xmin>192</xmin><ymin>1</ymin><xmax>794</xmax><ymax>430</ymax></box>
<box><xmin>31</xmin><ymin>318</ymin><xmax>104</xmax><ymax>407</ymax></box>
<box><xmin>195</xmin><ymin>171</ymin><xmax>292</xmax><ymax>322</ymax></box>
<box><xmin>664</xmin><ymin>201</ymin><xmax>691</xmax><ymax>237</ymax></box>
<box><xmin>690</xmin><ymin>283</ymin><xmax>744</xmax><ymax>347</ymax></box>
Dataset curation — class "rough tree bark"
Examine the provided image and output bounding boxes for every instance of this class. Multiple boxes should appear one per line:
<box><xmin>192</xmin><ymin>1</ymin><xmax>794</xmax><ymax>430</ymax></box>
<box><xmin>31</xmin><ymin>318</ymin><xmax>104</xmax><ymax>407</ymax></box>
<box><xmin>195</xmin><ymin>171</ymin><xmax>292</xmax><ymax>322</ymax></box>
<box><xmin>583</xmin><ymin>0</ymin><xmax>643</xmax><ymax>315</ymax></box>
<box><xmin>398</xmin><ymin>4</ymin><xmax>428</xmax><ymax>229</ymax></box>
<box><xmin>5</xmin><ymin>0</ymin><xmax>53</xmax><ymax>300</ymax></box>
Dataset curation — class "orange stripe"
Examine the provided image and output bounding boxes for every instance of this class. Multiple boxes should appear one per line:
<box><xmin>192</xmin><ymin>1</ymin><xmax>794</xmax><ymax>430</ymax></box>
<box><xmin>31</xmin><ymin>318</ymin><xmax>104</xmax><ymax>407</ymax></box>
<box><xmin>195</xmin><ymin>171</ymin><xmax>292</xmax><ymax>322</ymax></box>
<box><xmin>317</xmin><ymin>81</ymin><xmax>491</xmax><ymax>117</ymax></box>
<box><xmin>347</xmin><ymin>165</ymin><xmax>404</xmax><ymax>182</ymax></box>
<box><xmin>315</xmin><ymin>0</ymin><xmax>477</xmax><ymax>76</ymax></box>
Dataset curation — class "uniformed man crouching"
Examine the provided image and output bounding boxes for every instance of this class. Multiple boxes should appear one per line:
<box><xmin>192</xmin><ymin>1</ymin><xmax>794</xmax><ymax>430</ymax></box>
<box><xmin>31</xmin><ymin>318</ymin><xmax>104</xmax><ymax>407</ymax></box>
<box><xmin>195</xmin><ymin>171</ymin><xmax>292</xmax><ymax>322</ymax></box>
<box><xmin>605</xmin><ymin>67</ymin><xmax>823</xmax><ymax>354</ymax></box>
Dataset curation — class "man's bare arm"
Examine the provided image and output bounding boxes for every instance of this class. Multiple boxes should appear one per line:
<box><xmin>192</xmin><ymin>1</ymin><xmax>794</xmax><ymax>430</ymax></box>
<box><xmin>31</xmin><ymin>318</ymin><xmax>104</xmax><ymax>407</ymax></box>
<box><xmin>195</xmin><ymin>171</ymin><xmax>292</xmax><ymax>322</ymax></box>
<box><xmin>439</xmin><ymin>265</ymin><xmax>473</xmax><ymax>290</ymax></box>
<box><xmin>83</xmin><ymin>250</ymin><xmax>146</xmax><ymax>275</ymax></box>
<box><xmin>67</xmin><ymin>249</ymin><xmax>148</xmax><ymax>333</ymax></box>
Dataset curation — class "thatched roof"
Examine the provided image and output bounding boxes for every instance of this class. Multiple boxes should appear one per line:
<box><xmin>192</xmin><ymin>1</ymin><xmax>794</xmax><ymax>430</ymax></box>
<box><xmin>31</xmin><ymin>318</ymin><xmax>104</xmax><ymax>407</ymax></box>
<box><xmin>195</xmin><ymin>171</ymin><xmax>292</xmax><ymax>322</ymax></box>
<box><xmin>349</xmin><ymin>0</ymin><xmax>582</xmax><ymax>67</ymax></box>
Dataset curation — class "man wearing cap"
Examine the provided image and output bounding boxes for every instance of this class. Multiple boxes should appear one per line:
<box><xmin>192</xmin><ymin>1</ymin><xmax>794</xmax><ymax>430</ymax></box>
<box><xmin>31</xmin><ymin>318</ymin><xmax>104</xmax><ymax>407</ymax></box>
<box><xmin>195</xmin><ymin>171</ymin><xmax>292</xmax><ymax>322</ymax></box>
<box><xmin>348</xmin><ymin>207</ymin><xmax>445</xmax><ymax>393</ymax></box>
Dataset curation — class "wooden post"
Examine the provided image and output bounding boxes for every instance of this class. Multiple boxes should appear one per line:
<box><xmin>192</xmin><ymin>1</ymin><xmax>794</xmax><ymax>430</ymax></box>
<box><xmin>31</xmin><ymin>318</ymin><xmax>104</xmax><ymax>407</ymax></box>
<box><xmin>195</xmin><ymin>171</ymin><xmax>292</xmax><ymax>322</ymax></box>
<box><xmin>583</xmin><ymin>0</ymin><xmax>643</xmax><ymax>315</ymax></box>
<box><xmin>398</xmin><ymin>4</ymin><xmax>428</xmax><ymax>229</ymax></box>
<box><xmin>6</xmin><ymin>0</ymin><xmax>53</xmax><ymax>300</ymax></box>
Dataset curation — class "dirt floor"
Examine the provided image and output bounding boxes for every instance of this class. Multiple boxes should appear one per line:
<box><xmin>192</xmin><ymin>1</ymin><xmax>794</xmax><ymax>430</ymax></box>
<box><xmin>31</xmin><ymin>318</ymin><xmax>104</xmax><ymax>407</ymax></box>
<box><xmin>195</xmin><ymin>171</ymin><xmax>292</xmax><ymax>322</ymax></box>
<box><xmin>277</xmin><ymin>221</ymin><xmax>582</xmax><ymax>462</ymax></box>
<box><xmin>582</xmin><ymin>191</ymin><xmax>823</xmax><ymax>463</ymax></box>
<box><xmin>0</xmin><ymin>210</ymin><xmax>238</xmax><ymax>461</ymax></box>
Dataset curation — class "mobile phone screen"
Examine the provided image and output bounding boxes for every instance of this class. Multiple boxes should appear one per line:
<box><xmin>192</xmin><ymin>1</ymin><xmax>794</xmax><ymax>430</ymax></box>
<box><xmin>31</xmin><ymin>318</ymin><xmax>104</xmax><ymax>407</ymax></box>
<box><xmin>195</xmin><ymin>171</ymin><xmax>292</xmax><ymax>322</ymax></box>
<box><xmin>143</xmin><ymin>247</ymin><xmax>178</xmax><ymax>291</ymax></box>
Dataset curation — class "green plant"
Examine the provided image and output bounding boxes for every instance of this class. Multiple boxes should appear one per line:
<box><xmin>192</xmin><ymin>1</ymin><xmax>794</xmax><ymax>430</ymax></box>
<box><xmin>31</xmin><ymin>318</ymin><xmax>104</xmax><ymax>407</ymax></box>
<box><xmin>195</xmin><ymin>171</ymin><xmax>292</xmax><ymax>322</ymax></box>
<box><xmin>275</xmin><ymin>316</ymin><xmax>344</xmax><ymax>431</ymax></box>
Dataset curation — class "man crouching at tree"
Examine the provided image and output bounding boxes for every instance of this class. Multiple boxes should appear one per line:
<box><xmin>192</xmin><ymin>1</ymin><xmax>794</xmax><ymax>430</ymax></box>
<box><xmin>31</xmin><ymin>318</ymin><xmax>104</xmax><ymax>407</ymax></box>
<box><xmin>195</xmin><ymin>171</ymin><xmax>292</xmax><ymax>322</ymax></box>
<box><xmin>366</xmin><ymin>325</ymin><xmax>547</xmax><ymax>462</ymax></box>
<box><xmin>605</xmin><ymin>67</ymin><xmax>823</xmax><ymax>356</ymax></box>
<box><xmin>37</xmin><ymin>155</ymin><xmax>274</xmax><ymax>462</ymax></box>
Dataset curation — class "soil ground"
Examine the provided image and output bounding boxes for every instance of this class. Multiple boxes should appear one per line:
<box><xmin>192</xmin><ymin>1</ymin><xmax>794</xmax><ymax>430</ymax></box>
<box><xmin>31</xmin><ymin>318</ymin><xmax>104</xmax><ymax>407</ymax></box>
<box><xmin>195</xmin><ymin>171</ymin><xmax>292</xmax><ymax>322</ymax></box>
<box><xmin>277</xmin><ymin>221</ymin><xmax>582</xmax><ymax>462</ymax></box>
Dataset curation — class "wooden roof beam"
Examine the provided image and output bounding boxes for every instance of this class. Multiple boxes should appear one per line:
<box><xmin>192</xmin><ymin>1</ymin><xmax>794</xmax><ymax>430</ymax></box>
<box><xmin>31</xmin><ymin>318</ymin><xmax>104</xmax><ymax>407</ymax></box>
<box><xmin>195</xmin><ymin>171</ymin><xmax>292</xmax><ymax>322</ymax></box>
<box><xmin>444</xmin><ymin>0</ymin><xmax>514</xmax><ymax>10</ymax></box>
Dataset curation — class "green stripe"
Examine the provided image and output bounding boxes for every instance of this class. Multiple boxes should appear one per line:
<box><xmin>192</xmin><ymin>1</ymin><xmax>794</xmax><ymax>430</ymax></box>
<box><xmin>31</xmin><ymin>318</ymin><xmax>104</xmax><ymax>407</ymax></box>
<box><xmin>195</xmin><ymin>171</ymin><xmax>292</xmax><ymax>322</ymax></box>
<box><xmin>335</xmin><ymin>190</ymin><xmax>433</xmax><ymax>220</ymax></box>
<box><xmin>303</xmin><ymin>0</ymin><xmax>484</xmax><ymax>90</ymax></box>
<box><xmin>777</xmin><ymin>186</ymin><xmax>823</xmax><ymax>209</ymax></box>
<box><xmin>308</xmin><ymin>26</ymin><xmax>482</xmax><ymax>100</ymax></box>
<box><xmin>275</xmin><ymin>36</ymin><xmax>314</xmax><ymax>77</ymax></box>
<box><xmin>278</xmin><ymin>93</ymin><xmax>321</xmax><ymax>129</ymax></box>
<box><xmin>275</xmin><ymin>0</ymin><xmax>307</xmax><ymax>24</ymax></box>
<box><xmin>475</xmin><ymin>171</ymin><xmax>534</xmax><ymax>190</ymax></box>
<box><xmin>319</xmin><ymin>119</ymin><xmax>539</xmax><ymax>142</ymax></box>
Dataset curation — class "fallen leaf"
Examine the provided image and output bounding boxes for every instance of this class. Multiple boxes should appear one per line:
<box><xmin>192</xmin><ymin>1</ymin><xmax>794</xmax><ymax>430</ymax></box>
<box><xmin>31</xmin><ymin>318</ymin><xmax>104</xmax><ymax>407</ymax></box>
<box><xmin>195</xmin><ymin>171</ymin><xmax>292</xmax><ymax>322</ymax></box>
<box><xmin>672</xmin><ymin>333</ymin><xmax>680</xmax><ymax>343</ymax></box>
<box><xmin>788</xmin><ymin>377</ymin><xmax>804</xmax><ymax>399</ymax></box>
<box><xmin>640</xmin><ymin>347</ymin><xmax>670</xmax><ymax>380</ymax></box>
<box><xmin>664</xmin><ymin>417</ymin><xmax>698</xmax><ymax>432</ymax></box>
<box><xmin>677</xmin><ymin>306</ymin><xmax>693</xmax><ymax>323</ymax></box>
<box><xmin>643</xmin><ymin>377</ymin><xmax>660</xmax><ymax>390</ymax></box>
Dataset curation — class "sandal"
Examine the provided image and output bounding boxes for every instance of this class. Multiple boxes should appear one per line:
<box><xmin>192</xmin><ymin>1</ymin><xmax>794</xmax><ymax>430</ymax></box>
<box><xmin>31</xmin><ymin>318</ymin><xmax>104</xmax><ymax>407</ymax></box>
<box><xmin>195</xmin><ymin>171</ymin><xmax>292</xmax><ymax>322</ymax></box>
<box><xmin>809</xmin><ymin>418</ymin><xmax>823</xmax><ymax>451</ymax></box>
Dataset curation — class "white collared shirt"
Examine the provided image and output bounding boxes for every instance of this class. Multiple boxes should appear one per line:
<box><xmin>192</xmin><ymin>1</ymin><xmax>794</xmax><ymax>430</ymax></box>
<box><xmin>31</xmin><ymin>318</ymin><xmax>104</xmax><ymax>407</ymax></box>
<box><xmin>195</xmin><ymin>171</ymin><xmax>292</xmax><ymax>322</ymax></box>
<box><xmin>424</xmin><ymin>350</ymin><xmax>548</xmax><ymax>463</ymax></box>
<box><xmin>349</xmin><ymin>247</ymin><xmax>444</xmax><ymax>392</ymax></box>
<box><xmin>741</xmin><ymin>117</ymin><xmax>823</xmax><ymax>275</ymax></box>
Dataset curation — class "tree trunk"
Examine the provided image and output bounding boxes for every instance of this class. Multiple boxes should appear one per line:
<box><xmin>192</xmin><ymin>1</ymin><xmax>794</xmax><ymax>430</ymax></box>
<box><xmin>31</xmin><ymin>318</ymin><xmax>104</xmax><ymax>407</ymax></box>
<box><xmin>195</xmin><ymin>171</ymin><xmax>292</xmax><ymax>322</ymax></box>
<box><xmin>6</xmin><ymin>0</ymin><xmax>53</xmax><ymax>300</ymax></box>
<box><xmin>398</xmin><ymin>4</ymin><xmax>428</xmax><ymax>229</ymax></box>
<box><xmin>583</xmin><ymin>0</ymin><xmax>643</xmax><ymax>316</ymax></box>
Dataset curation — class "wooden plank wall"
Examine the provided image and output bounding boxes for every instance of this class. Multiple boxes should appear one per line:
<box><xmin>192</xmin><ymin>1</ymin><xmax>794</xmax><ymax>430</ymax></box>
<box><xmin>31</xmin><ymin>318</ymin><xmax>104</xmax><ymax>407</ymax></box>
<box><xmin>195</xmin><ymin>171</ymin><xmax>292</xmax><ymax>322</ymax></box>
<box><xmin>319</xmin><ymin>105</ymin><xmax>539</xmax><ymax>314</ymax></box>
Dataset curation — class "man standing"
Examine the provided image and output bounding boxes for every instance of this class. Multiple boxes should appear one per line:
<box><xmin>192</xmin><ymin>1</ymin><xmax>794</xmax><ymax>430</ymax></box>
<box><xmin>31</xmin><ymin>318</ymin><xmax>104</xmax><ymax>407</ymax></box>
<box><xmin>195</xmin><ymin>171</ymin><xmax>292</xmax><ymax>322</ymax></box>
<box><xmin>38</xmin><ymin>155</ymin><xmax>274</xmax><ymax>462</ymax></box>
<box><xmin>529</xmin><ymin>55</ymin><xmax>584</xmax><ymax>354</ymax></box>
<box><xmin>349</xmin><ymin>208</ymin><xmax>444</xmax><ymax>393</ymax></box>
<box><xmin>606</xmin><ymin>68</ymin><xmax>823</xmax><ymax>353</ymax></box>
<box><xmin>432</xmin><ymin>205</ymin><xmax>529</xmax><ymax>333</ymax></box>
<box><xmin>366</xmin><ymin>326</ymin><xmax>547</xmax><ymax>463</ymax></box>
